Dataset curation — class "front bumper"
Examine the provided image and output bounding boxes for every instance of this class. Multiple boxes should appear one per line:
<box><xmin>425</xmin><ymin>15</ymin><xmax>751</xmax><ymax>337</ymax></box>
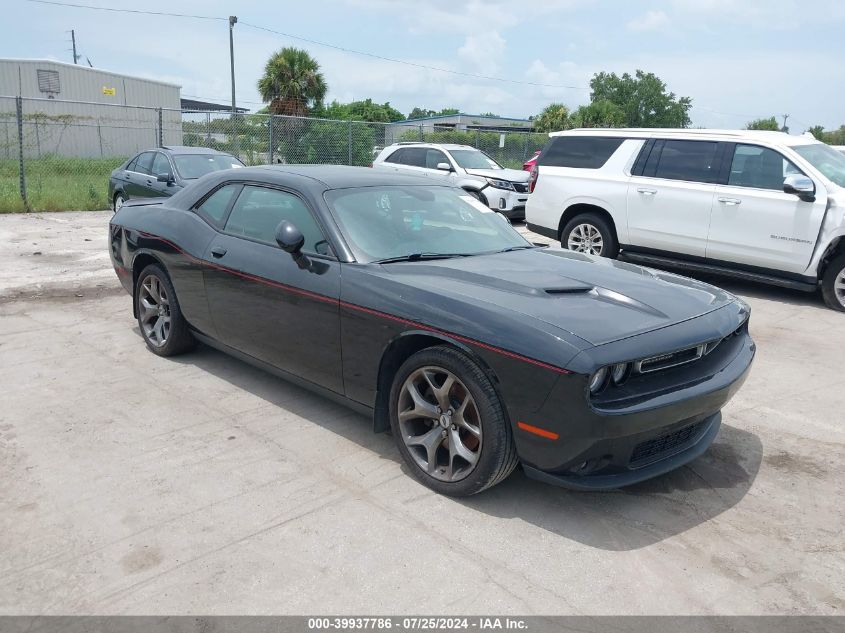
<box><xmin>510</xmin><ymin>315</ymin><xmax>754</xmax><ymax>490</ymax></box>
<box><xmin>484</xmin><ymin>186</ymin><xmax>528</xmax><ymax>218</ymax></box>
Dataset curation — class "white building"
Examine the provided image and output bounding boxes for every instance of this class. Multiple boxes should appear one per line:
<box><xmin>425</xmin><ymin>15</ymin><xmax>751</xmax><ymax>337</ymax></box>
<box><xmin>0</xmin><ymin>59</ymin><xmax>182</xmax><ymax>158</ymax></box>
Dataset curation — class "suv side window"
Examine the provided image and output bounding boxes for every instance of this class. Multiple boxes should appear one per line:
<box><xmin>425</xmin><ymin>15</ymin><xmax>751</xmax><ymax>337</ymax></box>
<box><xmin>134</xmin><ymin>151</ymin><xmax>156</xmax><ymax>175</ymax></box>
<box><xmin>539</xmin><ymin>136</ymin><xmax>624</xmax><ymax>169</ymax></box>
<box><xmin>384</xmin><ymin>148</ymin><xmax>407</xmax><ymax>164</ymax></box>
<box><xmin>653</xmin><ymin>140</ymin><xmax>719</xmax><ymax>183</ymax></box>
<box><xmin>728</xmin><ymin>144</ymin><xmax>802</xmax><ymax>190</ymax></box>
<box><xmin>424</xmin><ymin>149</ymin><xmax>449</xmax><ymax>169</ymax></box>
<box><xmin>224</xmin><ymin>185</ymin><xmax>328</xmax><ymax>253</ymax></box>
<box><xmin>195</xmin><ymin>184</ymin><xmax>241</xmax><ymax>228</ymax></box>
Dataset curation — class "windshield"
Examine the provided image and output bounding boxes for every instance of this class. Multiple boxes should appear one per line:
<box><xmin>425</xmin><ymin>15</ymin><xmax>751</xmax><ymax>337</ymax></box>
<box><xmin>324</xmin><ymin>185</ymin><xmax>530</xmax><ymax>263</ymax></box>
<box><xmin>793</xmin><ymin>144</ymin><xmax>845</xmax><ymax>187</ymax></box>
<box><xmin>449</xmin><ymin>149</ymin><xmax>503</xmax><ymax>170</ymax></box>
<box><xmin>173</xmin><ymin>154</ymin><xmax>244</xmax><ymax>180</ymax></box>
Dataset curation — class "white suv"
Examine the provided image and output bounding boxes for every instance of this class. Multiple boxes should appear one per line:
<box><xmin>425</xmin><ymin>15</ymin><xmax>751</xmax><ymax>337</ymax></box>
<box><xmin>526</xmin><ymin>128</ymin><xmax>845</xmax><ymax>311</ymax></box>
<box><xmin>373</xmin><ymin>143</ymin><xmax>530</xmax><ymax>219</ymax></box>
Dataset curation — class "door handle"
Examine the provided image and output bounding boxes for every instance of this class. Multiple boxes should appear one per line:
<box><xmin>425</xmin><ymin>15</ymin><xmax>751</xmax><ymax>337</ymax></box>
<box><xmin>637</xmin><ymin>188</ymin><xmax>657</xmax><ymax>195</ymax></box>
<box><xmin>211</xmin><ymin>246</ymin><xmax>227</xmax><ymax>258</ymax></box>
<box><xmin>718</xmin><ymin>197</ymin><xmax>742</xmax><ymax>205</ymax></box>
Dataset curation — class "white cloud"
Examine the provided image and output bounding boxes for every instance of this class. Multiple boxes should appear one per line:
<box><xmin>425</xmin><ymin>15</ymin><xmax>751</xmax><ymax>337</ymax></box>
<box><xmin>626</xmin><ymin>10</ymin><xmax>670</xmax><ymax>32</ymax></box>
<box><xmin>457</xmin><ymin>32</ymin><xmax>506</xmax><ymax>73</ymax></box>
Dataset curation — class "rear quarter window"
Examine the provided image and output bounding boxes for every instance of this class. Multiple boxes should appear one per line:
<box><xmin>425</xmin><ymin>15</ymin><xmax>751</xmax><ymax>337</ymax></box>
<box><xmin>538</xmin><ymin>136</ymin><xmax>624</xmax><ymax>169</ymax></box>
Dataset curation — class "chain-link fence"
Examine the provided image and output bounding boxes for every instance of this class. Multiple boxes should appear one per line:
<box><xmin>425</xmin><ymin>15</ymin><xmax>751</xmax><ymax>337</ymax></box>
<box><xmin>1</xmin><ymin>96</ymin><xmax>547</xmax><ymax>213</ymax></box>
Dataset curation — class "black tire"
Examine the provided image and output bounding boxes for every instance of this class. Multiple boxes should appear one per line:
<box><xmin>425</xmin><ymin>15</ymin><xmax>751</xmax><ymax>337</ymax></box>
<box><xmin>821</xmin><ymin>252</ymin><xmax>845</xmax><ymax>312</ymax></box>
<box><xmin>389</xmin><ymin>346</ymin><xmax>518</xmax><ymax>496</ymax></box>
<box><xmin>135</xmin><ymin>264</ymin><xmax>196</xmax><ymax>356</ymax></box>
<box><xmin>465</xmin><ymin>189</ymin><xmax>489</xmax><ymax>207</ymax></box>
<box><xmin>113</xmin><ymin>192</ymin><xmax>125</xmax><ymax>214</ymax></box>
<box><xmin>561</xmin><ymin>212</ymin><xmax>619</xmax><ymax>258</ymax></box>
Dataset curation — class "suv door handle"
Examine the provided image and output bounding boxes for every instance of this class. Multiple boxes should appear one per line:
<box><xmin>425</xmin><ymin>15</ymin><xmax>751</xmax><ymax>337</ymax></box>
<box><xmin>211</xmin><ymin>246</ymin><xmax>227</xmax><ymax>258</ymax></box>
<box><xmin>718</xmin><ymin>197</ymin><xmax>742</xmax><ymax>205</ymax></box>
<box><xmin>637</xmin><ymin>188</ymin><xmax>657</xmax><ymax>195</ymax></box>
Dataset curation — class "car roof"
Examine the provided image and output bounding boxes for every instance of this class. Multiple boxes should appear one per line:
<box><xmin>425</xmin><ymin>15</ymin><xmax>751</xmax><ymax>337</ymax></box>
<box><xmin>547</xmin><ymin>128</ymin><xmax>822</xmax><ymax>147</ymax></box>
<box><xmin>245</xmin><ymin>164</ymin><xmax>436</xmax><ymax>189</ymax></box>
<box><xmin>159</xmin><ymin>145</ymin><xmax>232</xmax><ymax>155</ymax></box>
<box><xmin>386</xmin><ymin>142</ymin><xmax>478</xmax><ymax>151</ymax></box>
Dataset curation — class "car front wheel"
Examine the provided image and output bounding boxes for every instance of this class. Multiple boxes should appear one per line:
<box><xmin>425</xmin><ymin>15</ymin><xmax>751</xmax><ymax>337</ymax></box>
<box><xmin>561</xmin><ymin>213</ymin><xmax>618</xmax><ymax>258</ymax></box>
<box><xmin>113</xmin><ymin>193</ymin><xmax>125</xmax><ymax>213</ymax></box>
<box><xmin>135</xmin><ymin>264</ymin><xmax>196</xmax><ymax>356</ymax></box>
<box><xmin>389</xmin><ymin>346</ymin><xmax>518</xmax><ymax>496</ymax></box>
<box><xmin>821</xmin><ymin>253</ymin><xmax>845</xmax><ymax>312</ymax></box>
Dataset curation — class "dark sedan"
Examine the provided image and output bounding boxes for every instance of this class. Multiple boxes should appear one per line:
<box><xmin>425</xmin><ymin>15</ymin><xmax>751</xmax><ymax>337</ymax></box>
<box><xmin>108</xmin><ymin>146</ymin><xmax>244</xmax><ymax>212</ymax></box>
<box><xmin>109</xmin><ymin>166</ymin><xmax>754</xmax><ymax>496</ymax></box>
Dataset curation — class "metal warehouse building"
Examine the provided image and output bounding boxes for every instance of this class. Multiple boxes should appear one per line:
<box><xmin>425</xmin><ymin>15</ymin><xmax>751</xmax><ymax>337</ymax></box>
<box><xmin>0</xmin><ymin>59</ymin><xmax>182</xmax><ymax>158</ymax></box>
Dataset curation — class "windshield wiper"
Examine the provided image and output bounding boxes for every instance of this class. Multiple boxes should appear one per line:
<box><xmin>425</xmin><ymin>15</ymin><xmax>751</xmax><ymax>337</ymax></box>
<box><xmin>496</xmin><ymin>245</ymin><xmax>540</xmax><ymax>253</ymax></box>
<box><xmin>373</xmin><ymin>252</ymin><xmax>472</xmax><ymax>264</ymax></box>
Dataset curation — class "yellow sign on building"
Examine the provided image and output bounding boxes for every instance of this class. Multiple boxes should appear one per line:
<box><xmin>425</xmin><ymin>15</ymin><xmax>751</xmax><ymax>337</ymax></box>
<box><xmin>102</xmin><ymin>86</ymin><xmax>116</xmax><ymax>96</ymax></box>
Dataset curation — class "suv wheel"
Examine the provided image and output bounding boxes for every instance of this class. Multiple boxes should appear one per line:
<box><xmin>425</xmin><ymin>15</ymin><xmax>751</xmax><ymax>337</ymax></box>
<box><xmin>561</xmin><ymin>213</ymin><xmax>618</xmax><ymax>258</ymax></box>
<box><xmin>821</xmin><ymin>252</ymin><xmax>845</xmax><ymax>312</ymax></box>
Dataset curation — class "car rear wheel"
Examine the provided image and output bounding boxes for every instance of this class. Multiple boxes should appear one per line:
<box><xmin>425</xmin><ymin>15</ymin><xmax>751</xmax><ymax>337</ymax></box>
<box><xmin>821</xmin><ymin>253</ymin><xmax>845</xmax><ymax>312</ymax></box>
<box><xmin>561</xmin><ymin>213</ymin><xmax>618</xmax><ymax>258</ymax></box>
<box><xmin>135</xmin><ymin>264</ymin><xmax>195</xmax><ymax>356</ymax></box>
<box><xmin>389</xmin><ymin>346</ymin><xmax>518</xmax><ymax>496</ymax></box>
<box><xmin>113</xmin><ymin>193</ymin><xmax>125</xmax><ymax>213</ymax></box>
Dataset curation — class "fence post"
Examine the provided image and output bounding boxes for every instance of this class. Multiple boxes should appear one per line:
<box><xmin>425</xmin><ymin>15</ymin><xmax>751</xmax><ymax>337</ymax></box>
<box><xmin>523</xmin><ymin>132</ymin><xmax>529</xmax><ymax>162</ymax></box>
<box><xmin>157</xmin><ymin>108</ymin><xmax>163</xmax><ymax>147</ymax></box>
<box><xmin>419</xmin><ymin>124</ymin><xmax>423</xmax><ymax>142</ymax></box>
<box><xmin>15</xmin><ymin>97</ymin><xmax>28</xmax><ymax>211</ymax></box>
<box><xmin>268</xmin><ymin>114</ymin><xmax>275</xmax><ymax>163</ymax></box>
<box><xmin>475</xmin><ymin>130</ymin><xmax>480</xmax><ymax>148</ymax></box>
<box><xmin>206</xmin><ymin>112</ymin><xmax>212</xmax><ymax>146</ymax></box>
<box><xmin>348</xmin><ymin>119</ymin><xmax>353</xmax><ymax>165</ymax></box>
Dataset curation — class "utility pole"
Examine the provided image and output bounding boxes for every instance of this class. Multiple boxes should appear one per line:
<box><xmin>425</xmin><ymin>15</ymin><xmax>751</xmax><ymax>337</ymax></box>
<box><xmin>71</xmin><ymin>29</ymin><xmax>78</xmax><ymax>64</ymax></box>
<box><xmin>228</xmin><ymin>15</ymin><xmax>239</xmax><ymax>155</ymax></box>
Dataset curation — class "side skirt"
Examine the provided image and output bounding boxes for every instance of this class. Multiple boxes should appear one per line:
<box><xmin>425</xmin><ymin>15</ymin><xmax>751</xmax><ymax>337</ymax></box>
<box><xmin>618</xmin><ymin>250</ymin><xmax>817</xmax><ymax>292</ymax></box>
<box><xmin>191</xmin><ymin>330</ymin><xmax>376</xmax><ymax>422</ymax></box>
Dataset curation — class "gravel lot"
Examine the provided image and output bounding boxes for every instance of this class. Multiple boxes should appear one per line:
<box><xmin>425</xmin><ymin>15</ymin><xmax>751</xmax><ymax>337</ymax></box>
<box><xmin>0</xmin><ymin>211</ymin><xmax>843</xmax><ymax>615</ymax></box>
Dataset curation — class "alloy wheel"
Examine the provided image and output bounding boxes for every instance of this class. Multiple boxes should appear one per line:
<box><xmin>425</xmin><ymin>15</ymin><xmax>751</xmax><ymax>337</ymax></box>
<box><xmin>836</xmin><ymin>266</ymin><xmax>845</xmax><ymax>308</ymax></box>
<box><xmin>397</xmin><ymin>366</ymin><xmax>482</xmax><ymax>482</ymax></box>
<box><xmin>139</xmin><ymin>274</ymin><xmax>171</xmax><ymax>347</ymax></box>
<box><xmin>567</xmin><ymin>223</ymin><xmax>604</xmax><ymax>255</ymax></box>
<box><xmin>114</xmin><ymin>195</ymin><xmax>125</xmax><ymax>213</ymax></box>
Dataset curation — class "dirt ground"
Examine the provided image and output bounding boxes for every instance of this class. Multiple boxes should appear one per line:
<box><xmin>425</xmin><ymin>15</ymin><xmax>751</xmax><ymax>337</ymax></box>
<box><xmin>0</xmin><ymin>211</ymin><xmax>843</xmax><ymax>615</ymax></box>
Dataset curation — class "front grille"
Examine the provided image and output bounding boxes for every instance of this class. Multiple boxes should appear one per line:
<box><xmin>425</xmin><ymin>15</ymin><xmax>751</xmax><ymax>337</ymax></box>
<box><xmin>512</xmin><ymin>182</ymin><xmax>529</xmax><ymax>193</ymax></box>
<box><xmin>630</xmin><ymin>421</ymin><xmax>706</xmax><ymax>466</ymax></box>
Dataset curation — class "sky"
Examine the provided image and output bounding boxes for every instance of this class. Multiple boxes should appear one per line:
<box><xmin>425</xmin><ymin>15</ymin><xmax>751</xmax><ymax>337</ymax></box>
<box><xmin>4</xmin><ymin>0</ymin><xmax>845</xmax><ymax>130</ymax></box>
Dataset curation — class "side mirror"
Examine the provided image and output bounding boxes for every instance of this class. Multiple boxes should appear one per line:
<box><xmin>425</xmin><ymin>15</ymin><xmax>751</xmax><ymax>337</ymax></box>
<box><xmin>275</xmin><ymin>220</ymin><xmax>310</xmax><ymax>270</ymax></box>
<box><xmin>436</xmin><ymin>162</ymin><xmax>452</xmax><ymax>171</ymax></box>
<box><xmin>156</xmin><ymin>172</ymin><xmax>174</xmax><ymax>184</ymax></box>
<box><xmin>783</xmin><ymin>175</ymin><xmax>815</xmax><ymax>202</ymax></box>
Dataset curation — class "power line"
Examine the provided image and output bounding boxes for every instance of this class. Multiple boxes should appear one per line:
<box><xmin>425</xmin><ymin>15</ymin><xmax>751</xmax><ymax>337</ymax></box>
<box><xmin>25</xmin><ymin>0</ymin><xmax>225</xmax><ymax>21</ymax></box>
<box><xmin>25</xmin><ymin>0</ymin><xmax>581</xmax><ymax>90</ymax></box>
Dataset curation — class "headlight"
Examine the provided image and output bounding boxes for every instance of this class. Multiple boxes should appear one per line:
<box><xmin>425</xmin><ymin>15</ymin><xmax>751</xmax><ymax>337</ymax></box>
<box><xmin>611</xmin><ymin>363</ymin><xmax>629</xmax><ymax>385</ymax></box>
<box><xmin>486</xmin><ymin>178</ymin><xmax>515</xmax><ymax>191</ymax></box>
<box><xmin>589</xmin><ymin>367</ymin><xmax>609</xmax><ymax>394</ymax></box>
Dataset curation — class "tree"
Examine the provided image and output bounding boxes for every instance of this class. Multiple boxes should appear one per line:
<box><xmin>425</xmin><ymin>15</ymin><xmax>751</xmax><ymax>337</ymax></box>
<box><xmin>745</xmin><ymin>116</ymin><xmax>780</xmax><ymax>131</ymax></box>
<box><xmin>407</xmin><ymin>106</ymin><xmax>460</xmax><ymax>120</ymax></box>
<box><xmin>315</xmin><ymin>99</ymin><xmax>405</xmax><ymax>122</ymax></box>
<box><xmin>807</xmin><ymin>125</ymin><xmax>826</xmax><ymax>140</ymax></box>
<box><xmin>589</xmin><ymin>70</ymin><xmax>692</xmax><ymax>128</ymax></box>
<box><xmin>571</xmin><ymin>99</ymin><xmax>626</xmax><ymax>128</ymax></box>
<box><xmin>257</xmin><ymin>47</ymin><xmax>327</xmax><ymax>116</ymax></box>
<box><xmin>532</xmin><ymin>103</ymin><xmax>573</xmax><ymax>133</ymax></box>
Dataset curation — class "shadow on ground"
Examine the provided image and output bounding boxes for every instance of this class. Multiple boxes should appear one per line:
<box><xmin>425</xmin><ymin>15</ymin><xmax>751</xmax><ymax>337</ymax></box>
<box><xmin>156</xmin><ymin>334</ymin><xmax>763</xmax><ymax>552</ymax></box>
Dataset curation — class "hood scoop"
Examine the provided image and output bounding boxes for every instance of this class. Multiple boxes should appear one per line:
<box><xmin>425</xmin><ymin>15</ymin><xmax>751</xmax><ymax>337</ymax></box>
<box><xmin>544</xmin><ymin>285</ymin><xmax>594</xmax><ymax>295</ymax></box>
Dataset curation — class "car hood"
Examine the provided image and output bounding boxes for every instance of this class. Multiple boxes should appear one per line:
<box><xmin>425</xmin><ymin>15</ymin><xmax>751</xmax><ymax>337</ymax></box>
<box><xmin>377</xmin><ymin>248</ymin><xmax>736</xmax><ymax>346</ymax></box>
<box><xmin>464</xmin><ymin>167</ymin><xmax>530</xmax><ymax>183</ymax></box>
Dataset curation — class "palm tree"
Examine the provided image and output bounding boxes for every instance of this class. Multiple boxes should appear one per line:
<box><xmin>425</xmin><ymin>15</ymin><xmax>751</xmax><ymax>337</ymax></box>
<box><xmin>257</xmin><ymin>47</ymin><xmax>327</xmax><ymax>117</ymax></box>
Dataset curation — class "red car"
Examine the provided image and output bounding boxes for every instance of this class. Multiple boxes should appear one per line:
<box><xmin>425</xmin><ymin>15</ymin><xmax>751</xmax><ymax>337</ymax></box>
<box><xmin>523</xmin><ymin>150</ymin><xmax>540</xmax><ymax>171</ymax></box>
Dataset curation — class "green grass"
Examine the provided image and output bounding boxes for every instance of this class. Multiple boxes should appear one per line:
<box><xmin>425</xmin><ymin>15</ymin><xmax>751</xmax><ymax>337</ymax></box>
<box><xmin>0</xmin><ymin>156</ymin><xmax>125</xmax><ymax>213</ymax></box>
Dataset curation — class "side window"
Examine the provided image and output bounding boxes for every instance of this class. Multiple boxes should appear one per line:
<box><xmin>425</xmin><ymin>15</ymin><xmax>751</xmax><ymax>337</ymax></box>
<box><xmin>125</xmin><ymin>156</ymin><xmax>139</xmax><ymax>172</ymax></box>
<box><xmin>400</xmin><ymin>148</ymin><xmax>427</xmax><ymax>167</ymax></box>
<box><xmin>224</xmin><ymin>186</ymin><xmax>327</xmax><ymax>253</ymax></box>
<box><xmin>195</xmin><ymin>184</ymin><xmax>240</xmax><ymax>228</ymax></box>
<box><xmin>134</xmin><ymin>152</ymin><xmax>155</xmax><ymax>175</ymax></box>
<box><xmin>151</xmin><ymin>153</ymin><xmax>171</xmax><ymax>177</ymax></box>
<box><xmin>728</xmin><ymin>144</ymin><xmax>802</xmax><ymax>190</ymax></box>
<box><xmin>384</xmin><ymin>148</ymin><xmax>406</xmax><ymax>164</ymax></box>
<box><xmin>424</xmin><ymin>149</ymin><xmax>449</xmax><ymax>169</ymax></box>
<box><xmin>654</xmin><ymin>140</ymin><xmax>719</xmax><ymax>183</ymax></box>
<box><xmin>539</xmin><ymin>136</ymin><xmax>624</xmax><ymax>169</ymax></box>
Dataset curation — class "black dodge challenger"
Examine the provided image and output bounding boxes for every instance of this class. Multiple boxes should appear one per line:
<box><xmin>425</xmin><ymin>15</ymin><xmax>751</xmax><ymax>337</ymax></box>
<box><xmin>109</xmin><ymin>165</ymin><xmax>755</xmax><ymax>496</ymax></box>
